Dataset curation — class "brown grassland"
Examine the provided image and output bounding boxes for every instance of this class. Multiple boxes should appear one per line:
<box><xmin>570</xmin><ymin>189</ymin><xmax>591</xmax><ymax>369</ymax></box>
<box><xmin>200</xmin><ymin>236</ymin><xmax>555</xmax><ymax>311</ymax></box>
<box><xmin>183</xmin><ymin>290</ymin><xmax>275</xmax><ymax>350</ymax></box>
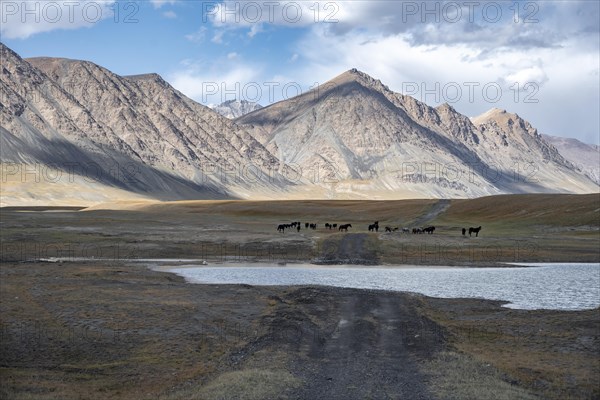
<box><xmin>0</xmin><ymin>193</ymin><xmax>598</xmax><ymax>399</ymax></box>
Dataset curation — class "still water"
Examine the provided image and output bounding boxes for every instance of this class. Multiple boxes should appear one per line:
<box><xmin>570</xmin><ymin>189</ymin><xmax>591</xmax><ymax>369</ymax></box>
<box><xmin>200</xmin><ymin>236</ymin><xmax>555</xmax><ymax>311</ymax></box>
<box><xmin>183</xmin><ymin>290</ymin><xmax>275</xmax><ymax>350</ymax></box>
<box><xmin>165</xmin><ymin>263</ymin><xmax>600</xmax><ymax>311</ymax></box>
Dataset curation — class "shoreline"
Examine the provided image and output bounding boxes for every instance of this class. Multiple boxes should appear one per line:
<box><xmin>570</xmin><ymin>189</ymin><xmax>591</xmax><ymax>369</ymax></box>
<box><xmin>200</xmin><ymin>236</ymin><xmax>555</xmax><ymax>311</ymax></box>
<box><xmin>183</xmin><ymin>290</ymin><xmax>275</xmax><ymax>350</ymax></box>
<box><xmin>154</xmin><ymin>261</ymin><xmax>600</xmax><ymax>312</ymax></box>
<box><xmin>35</xmin><ymin>256</ymin><xmax>581</xmax><ymax>269</ymax></box>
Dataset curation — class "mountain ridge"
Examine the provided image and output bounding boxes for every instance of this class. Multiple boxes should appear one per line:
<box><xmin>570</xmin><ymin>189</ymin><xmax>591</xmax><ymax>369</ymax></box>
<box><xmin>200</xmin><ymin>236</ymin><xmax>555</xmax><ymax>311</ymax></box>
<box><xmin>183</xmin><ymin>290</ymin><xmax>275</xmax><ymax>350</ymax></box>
<box><xmin>1</xmin><ymin>43</ymin><xmax>291</xmax><ymax>205</ymax></box>
<box><xmin>1</xmin><ymin>44</ymin><xmax>597</xmax><ymax>205</ymax></box>
<box><xmin>237</xmin><ymin>68</ymin><xmax>596</xmax><ymax>198</ymax></box>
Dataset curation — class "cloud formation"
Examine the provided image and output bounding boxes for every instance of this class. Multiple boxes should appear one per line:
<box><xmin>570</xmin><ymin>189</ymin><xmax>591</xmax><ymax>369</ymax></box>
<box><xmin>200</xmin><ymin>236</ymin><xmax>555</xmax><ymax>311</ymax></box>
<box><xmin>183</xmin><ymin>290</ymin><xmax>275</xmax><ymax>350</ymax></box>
<box><xmin>0</xmin><ymin>0</ymin><xmax>116</xmax><ymax>39</ymax></box>
<box><xmin>185</xmin><ymin>0</ymin><xmax>598</xmax><ymax>142</ymax></box>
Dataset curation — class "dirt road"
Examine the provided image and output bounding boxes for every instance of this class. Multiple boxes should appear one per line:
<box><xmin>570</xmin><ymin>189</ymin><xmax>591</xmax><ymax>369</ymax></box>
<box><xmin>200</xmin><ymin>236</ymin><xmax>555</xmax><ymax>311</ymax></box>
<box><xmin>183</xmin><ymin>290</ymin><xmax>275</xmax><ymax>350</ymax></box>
<box><xmin>243</xmin><ymin>287</ymin><xmax>445</xmax><ymax>399</ymax></box>
<box><xmin>411</xmin><ymin>199</ymin><xmax>451</xmax><ymax>227</ymax></box>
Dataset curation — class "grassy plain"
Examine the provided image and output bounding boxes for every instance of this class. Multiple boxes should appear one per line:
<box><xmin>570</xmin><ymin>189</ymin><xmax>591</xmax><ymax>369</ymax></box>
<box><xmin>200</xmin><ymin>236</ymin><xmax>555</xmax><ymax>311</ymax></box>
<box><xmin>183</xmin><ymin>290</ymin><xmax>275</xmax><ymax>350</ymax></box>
<box><xmin>1</xmin><ymin>194</ymin><xmax>598</xmax><ymax>399</ymax></box>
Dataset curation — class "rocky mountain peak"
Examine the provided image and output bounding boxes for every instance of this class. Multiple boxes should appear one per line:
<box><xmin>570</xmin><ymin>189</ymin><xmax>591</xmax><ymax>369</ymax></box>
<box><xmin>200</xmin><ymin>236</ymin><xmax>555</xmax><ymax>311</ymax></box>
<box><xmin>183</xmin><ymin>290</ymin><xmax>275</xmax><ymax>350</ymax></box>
<box><xmin>212</xmin><ymin>99</ymin><xmax>263</xmax><ymax>119</ymax></box>
<box><xmin>125</xmin><ymin>73</ymin><xmax>166</xmax><ymax>84</ymax></box>
<box><xmin>472</xmin><ymin>108</ymin><xmax>539</xmax><ymax>137</ymax></box>
<box><xmin>329</xmin><ymin>68</ymin><xmax>391</xmax><ymax>93</ymax></box>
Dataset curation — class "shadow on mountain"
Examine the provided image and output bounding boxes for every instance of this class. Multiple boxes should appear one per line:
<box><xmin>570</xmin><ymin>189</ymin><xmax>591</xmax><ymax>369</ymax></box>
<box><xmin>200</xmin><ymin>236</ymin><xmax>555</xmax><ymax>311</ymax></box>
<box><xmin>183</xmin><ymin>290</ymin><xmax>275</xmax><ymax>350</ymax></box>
<box><xmin>0</xmin><ymin>129</ymin><xmax>236</xmax><ymax>201</ymax></box>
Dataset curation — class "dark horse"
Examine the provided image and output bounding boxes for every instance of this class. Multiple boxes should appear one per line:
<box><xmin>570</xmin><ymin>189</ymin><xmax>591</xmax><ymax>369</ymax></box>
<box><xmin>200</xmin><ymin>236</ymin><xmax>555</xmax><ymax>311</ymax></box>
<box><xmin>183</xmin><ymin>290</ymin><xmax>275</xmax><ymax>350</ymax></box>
<box><xmin>468</xmin><ymin>226</ymin><xmax>482</xmax><ymax>237</ymax></box>
<box><xmin>462</xmin><ymin>228</ymin><xmax>466</xmax><ymax>236</ymax></box>
<box><xmin>339</xmin><ymin>224</ymin><xmax>352</xmax><ymax>232</ymax></box>
<box><xmin>423</xmin><ymin>226</ymin><xmax>435</xmax><ymax>234</ymax></box>
<box><xmin>277</xmin><ymin>224</ymin><xmax>286</xmax><ymax>233</ymax></box>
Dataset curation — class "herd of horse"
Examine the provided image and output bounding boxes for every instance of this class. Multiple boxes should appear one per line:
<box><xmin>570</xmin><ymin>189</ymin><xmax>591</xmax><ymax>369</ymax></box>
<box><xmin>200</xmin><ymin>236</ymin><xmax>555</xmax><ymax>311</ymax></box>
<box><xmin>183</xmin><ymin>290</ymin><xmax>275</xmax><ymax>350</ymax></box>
<box><xmin>276</xmin><ymin>220</ymin><xmax>482</xmax><ymax>236</ymax></box>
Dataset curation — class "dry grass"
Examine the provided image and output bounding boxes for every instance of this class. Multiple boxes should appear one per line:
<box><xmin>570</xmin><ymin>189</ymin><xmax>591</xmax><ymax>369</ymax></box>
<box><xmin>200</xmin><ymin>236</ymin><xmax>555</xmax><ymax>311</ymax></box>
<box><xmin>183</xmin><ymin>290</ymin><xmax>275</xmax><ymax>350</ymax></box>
<box><xmin>2</xmin><ymin>194</ymin><xmax>598</xmax><ymax>264</ymax></box>
<box><xmin>436</xmin><ymin>193</ymin><xmax>600</xmax><ymax>228</ymax></box>
<box><xmin>419</xmin><ymin>298</ymin><xmax>600</xmax><ymax>400</ymax></box>
<box><xmin>424</xmin><ymin>351</ymin><xmax>539</xmax><ymax>400</ymax></box>
<box><xmin>161</xmin><ymin>369</ymin><xmax>301</xmax><ymax>400</ymax></box>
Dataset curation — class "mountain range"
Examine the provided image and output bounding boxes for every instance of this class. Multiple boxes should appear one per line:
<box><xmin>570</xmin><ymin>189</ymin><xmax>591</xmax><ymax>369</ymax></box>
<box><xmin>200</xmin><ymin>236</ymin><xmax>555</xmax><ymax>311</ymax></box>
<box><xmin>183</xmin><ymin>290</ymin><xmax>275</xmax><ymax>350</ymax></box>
<box><xmin>0</xmin><ymin>43</ymin><xmax>597</xmax><ymax>206</ymax></box>
<box><xmin>237</xmin><ymin>69</ymin><xmax>596</xmax><ymax>199</ymax></box>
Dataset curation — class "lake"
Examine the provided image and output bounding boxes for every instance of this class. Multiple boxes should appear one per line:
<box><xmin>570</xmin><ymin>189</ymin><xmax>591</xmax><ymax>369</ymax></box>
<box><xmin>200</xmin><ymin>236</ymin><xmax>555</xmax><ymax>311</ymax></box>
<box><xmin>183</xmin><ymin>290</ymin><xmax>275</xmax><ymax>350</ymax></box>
<box><xmin>162</xmin><ymin>262</ymin><xmax>600</xmax><ymax>311</ymax></box>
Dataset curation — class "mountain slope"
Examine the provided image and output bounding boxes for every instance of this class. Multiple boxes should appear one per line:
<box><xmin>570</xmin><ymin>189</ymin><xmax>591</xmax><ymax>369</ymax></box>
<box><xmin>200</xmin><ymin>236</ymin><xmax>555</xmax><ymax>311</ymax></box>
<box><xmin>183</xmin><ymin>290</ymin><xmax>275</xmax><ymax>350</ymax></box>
<box><xmin>237</xmin><ymin>69</ymin><xmax>597</xmax><ymax>198</ymax></box>
<box><xmin>26</xmin><ymin>56</ymin><xmax>284</xmax><ymax>193</ymax></box>
<box><xmin>1</xmin><ymin>43</ymin><xmax>205</xmax><ymax>204</ymax></box>
<box><xmin>542</xmin><ymin>134</ymin><xmax>600</xmax><ymax>184</ymax></box>
<box><xmin>0</xmin><ymin>43</ymin><xmax>286</xmax><ymax>205</ymax></box>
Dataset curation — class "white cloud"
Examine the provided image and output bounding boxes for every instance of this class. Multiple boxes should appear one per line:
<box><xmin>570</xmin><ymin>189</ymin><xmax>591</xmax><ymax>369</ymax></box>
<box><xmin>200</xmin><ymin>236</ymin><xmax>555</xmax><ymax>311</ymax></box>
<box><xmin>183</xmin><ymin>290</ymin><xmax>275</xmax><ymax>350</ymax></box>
<box><xmin>211</xmin><ymin>30</ymin><xmax>225</xmax><ymax>44</ymax></box>
<box><xmin>0</xmin><ymin>0</ymin><xmax>116</xmax><ymax>39</ymax></box>
<box><xmin>185</xmin><ymin>27</ymin><xmax>206</xmax><ymax>42</ymax></box>
<box><xmin>285</xmin><ymin>23</ymin><xmax>598</xmax><ymax>143</ymax></box>
<box><xmin>203</xmin><ymin>1</ymin><xmax>598</xmax><ymax>54</ymax></box>
<box><xmin>504</xmin><ymin>66</ymin><xmax>549</xmax><ymax>89</ymax></box>
<box><xmin>150</xmin><ymin>0</ymin><xmax>177</xmax><ymax>9</ymax></box>
<box><xmin>175</xmin><ymin>1</ymin><xmax>598</xmax><ymax>143</ymax></box>
<box><xmin>162</xmin><ymin>10</ymin><xmax>177</xmax><ymax>19</ymax></box>
<box><xmin>168</xmin><ymin>60</ymin><xmax>263</xmax><ymax>104</ymax></box>
<box><xmin>247</xmin><ymin>24</ymin><xmax>262</xmax><ymax>38</ymax></box>
<box><xmin>203</xmin><ymin>0</ymin><xmax>348</xmax><ymax>39</ymax></box>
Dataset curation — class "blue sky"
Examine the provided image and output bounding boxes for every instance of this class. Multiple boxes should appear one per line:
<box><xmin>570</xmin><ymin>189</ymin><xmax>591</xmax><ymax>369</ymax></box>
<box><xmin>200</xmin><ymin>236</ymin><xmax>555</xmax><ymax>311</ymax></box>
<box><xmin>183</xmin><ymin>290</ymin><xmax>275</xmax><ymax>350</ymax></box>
<box><xmin>2</xmin><ymin>0</ymin><xmax>599</xmax><ymax>144</ymax></box>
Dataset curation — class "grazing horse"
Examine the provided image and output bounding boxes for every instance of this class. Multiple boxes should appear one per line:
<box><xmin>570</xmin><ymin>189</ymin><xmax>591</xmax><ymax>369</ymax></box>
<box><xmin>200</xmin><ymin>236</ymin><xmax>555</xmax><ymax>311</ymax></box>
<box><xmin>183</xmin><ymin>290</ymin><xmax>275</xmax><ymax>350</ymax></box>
<box><xmin>325</xmin><ymin>223</ymin><xmax>331</xmax><ymax>229</ymax></box>
<box><xmin>368</xmin><ymin>224</ymin><xmax>377</xmax><ymax>232</ymax></box>
<box><xmin>310</xmin><ymin>223</ymin><xmax>317</xmax><ymax>230</ymax></box>
<box><xmin>385</xmin><ymin>226</ymin><xmax>392</xmax><ymax>232</ymax></box>
<box><xmin>413</xmin><ymin>228</ymin><xmax>423</xmax><ymax>234</ymax></box>
<box><xmin>277</xmin><ymin>224</ymin><xmax>286</xmax><ymax>233</ymax></box>
<box><xmin>402</xmin><ymin>228</ymin><xmax>410</xmax><ymax>234</ymax></box>
<box><xmin>468</xmin><ymin>226</ymin><xmax>482</xmax><ymax>237</ymax></box>
<box><xmin>332</xmin><ymin>224</ymin><xmax>337</xmax><ymax>228</ymax></box>
<box><xmin>339</xmin><ymin>224</ymin><xmax>352</xmax><ymax>232</ymax></box>
<box><xmin>393</xmin><ymin>227</ymin><xmax>399</xmax><ymax>232</ymax></box>
<box><xmin>462</xmin><ymin>228</ymin><xmax>466</xmax><ymax>236</ymax></box>
<box><xmin>423</xmin><ymin>226</ymin><xmax>435</xmax><ymax>234</ymax></box>
<box><xmin>297</xmin><ymin>225</ymin><xmax>301</xmax><ymax>232</ymax></box>
<box><xmin>305</xmin><ymin>222</ymin><xmax>309</xmax><ymax>228</ymax></box>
